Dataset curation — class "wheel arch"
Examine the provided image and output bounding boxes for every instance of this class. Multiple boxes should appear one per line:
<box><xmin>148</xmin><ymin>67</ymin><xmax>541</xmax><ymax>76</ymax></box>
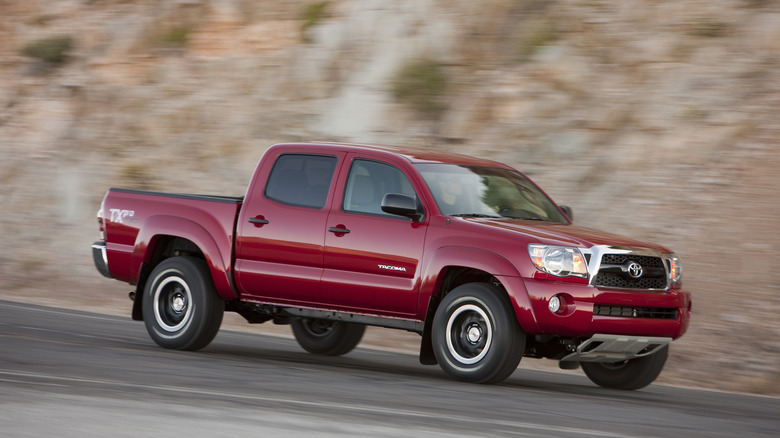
<box><xmin>130</xmin><ymin>216</ymin><xmax>237</xmax><ymax>321</ymax></box>
<box><xmin>417</xmin><ymin>246</ymin><xmax>540</xmax><ymax>364</ymax></box>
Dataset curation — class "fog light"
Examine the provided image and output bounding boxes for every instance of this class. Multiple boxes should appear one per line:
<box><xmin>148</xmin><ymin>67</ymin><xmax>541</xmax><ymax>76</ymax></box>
<box><xmin>549</xmin><ymin>295</ymin><xmax>562</xmax><ymax>313</ymax></box>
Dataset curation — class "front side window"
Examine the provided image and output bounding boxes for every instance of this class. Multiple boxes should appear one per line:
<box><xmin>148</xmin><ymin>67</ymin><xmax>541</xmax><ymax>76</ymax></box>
<box><xmin>415</xmin><ymin>163</ymin><xmax>567</xmax><ymax>223</ymax></box>
<box><xmin>265</xmin><ymin>154</ymin><xmax>337</xmax><ymax>209</ymax></box>
<box><xmin>343</xmin><ymin>159</ymin><xmax>417</xmax><ymax>217</ymax></box>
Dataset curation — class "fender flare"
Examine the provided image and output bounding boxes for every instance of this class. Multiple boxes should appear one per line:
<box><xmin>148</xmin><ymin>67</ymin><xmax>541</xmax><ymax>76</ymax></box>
<box><xmin>419</xmin><ymin>245</ymin><xmax>540</xmax><ymax>333</ymax></box>
<box><xmin>131</xmin><ymin>215</ymin><xmax>238</xmax><ymax>300</ymax></box>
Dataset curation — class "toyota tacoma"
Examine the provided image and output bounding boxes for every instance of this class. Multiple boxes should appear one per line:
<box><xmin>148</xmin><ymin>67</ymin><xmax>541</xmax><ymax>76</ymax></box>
<box><xmin>92</xmin><ymin>142</ymin><xmax>691</xmax><ymax>389</ymax></box>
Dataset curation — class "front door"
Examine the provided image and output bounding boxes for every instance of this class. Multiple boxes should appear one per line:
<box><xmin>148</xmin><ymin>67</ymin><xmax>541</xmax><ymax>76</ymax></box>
<box><xmin>321</xmin><ymin>156</ymin><xmax>427</xmax><ymax>316</ymax></box>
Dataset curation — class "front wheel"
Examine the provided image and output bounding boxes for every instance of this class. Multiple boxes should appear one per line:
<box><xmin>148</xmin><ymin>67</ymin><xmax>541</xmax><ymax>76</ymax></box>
<box><xmin>581</xmin><ymin>346</ymin><xmax>669</xmax><ymax>390</ymax></box>
<box><xmin>290</xmin><ymin>318</ymin><xmax>365</xmax><ymax>356</ymax></box>
<box><xmin>431</xmin><ymin>283</ymin><xmax>525</xmax><ymax>384</ymax></box>
<box><xmin>142</xmin><ymin>256</ymin><xmax>224</xmax><ymax>351</ymax></box>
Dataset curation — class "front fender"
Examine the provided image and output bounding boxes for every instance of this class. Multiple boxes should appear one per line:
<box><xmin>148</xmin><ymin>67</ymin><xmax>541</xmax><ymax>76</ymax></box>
<box><xmin>132</xmin><ymin>215</ymin><xmax>237</xmax><ymax>300</ymax></box>
<box><xmin>419</xmin><ymin>246</ymin><xmax>540</xmax><ymax>333</ymax></box>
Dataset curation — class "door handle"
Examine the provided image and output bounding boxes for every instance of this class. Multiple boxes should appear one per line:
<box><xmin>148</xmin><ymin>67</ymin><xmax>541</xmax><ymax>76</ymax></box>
<box><xmin>328</xmin><ymin>226</ymin><xmax>350</xmax><ymax>234</ymax></box>
<box><xmin>249</xmin><ymin>217</ymin><xmax>269</xmax><ymax>225</ymax></box>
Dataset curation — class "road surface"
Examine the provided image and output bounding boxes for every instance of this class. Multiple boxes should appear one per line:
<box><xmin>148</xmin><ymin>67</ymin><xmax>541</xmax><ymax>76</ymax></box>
<box><xmin>0</xmin><ymin>300</ymin><xmax>777</xmax><ymax>437</ymax></box>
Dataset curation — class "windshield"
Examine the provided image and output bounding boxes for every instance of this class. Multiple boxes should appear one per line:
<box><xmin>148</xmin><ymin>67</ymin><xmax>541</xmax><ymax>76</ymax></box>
<box><xmin>415</xmin><ymin>163</ymin><xmax>567</xmax><ymax>223</ymax></box>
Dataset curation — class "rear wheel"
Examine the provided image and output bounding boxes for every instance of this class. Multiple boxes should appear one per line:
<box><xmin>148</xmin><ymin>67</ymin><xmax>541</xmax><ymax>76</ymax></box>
<box><xmin>291</xmin><ymin>318</ymin><xmax>365</xmax><ymax>356</ymax></box>
<box><xmin>431</xmin><ymin>283</ymin><xmax>525</xmax><ymax>384</ymax></box>
<box><xmin>142</xmin><ymin>256</ymin><xmax>224</xmax><ymax>351</ymax></box>
<box><xmin>581</xmin><ymin>346</ymin><xmax>669</xmax><ymax>390</ymax></box>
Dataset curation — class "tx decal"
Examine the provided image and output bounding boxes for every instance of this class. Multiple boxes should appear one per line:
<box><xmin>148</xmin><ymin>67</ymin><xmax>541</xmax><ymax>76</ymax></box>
<box><xmin>109</xmin><ymin>208</ymin><xmax>135</xmax><ymax>224</ymax></box>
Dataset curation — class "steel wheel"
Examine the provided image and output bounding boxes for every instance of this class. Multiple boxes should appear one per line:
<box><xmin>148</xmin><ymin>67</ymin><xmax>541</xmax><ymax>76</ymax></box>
<box><xmin>445</xmin><ymin>304</ymin><xmax>493</xmax><ymax>365</ymax></box>
<box><xmin>142</xmin><ymin>256</ymin><xmax>224</xmax><ymax>351</ymax></box>
<box><xmin>300</xmin><ymin>319</ymin><xmax>338</xmax><ymax>337</ymax></box>
<box><xmin>291</xmin><ymin>318</ymin><xmax>365</xmax><ymax>356</ymax></box>
<box><xmin>153</xmin><ymin>275</ymin><xmax>193</xmax><ymax>332</ymax></box>
<box><xmin>432</xmin><ymin>282</ymin><xmax>524</xmax><ymax>384</ymax></box>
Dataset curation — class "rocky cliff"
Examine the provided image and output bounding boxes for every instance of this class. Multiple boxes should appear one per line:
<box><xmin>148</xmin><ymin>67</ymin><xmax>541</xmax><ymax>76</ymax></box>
<box><xmin>2</xmin><ymin>0</ymin><xmax>780</xmax><ymax>394</ymax></box>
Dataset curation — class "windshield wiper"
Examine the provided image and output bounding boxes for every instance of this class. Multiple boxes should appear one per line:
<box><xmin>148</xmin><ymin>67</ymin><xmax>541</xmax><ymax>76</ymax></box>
<box><xmin>510</xmin><ymin>216</ymin><xmax>547</xmax><ymax>221</ymax></box>
<box><xmin>451</xmin><ymin>213</ymin><xmax>502</xmax><ymax>218</ymax></box>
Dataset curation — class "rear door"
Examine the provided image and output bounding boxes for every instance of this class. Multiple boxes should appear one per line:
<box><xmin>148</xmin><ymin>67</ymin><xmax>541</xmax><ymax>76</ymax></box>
<box><xmin>234</xmin><ymin>148</ymin><xmax>346</xmax><ymax>305</ymax></box>
<box><xmin>321</xmin><ymin>154</ymin><xmax>428</xmax><ymax>316</ymax></box>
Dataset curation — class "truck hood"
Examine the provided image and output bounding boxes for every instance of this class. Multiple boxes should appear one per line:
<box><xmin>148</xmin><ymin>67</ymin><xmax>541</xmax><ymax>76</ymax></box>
<box><xmin>464</xmin><ymin>218</ymin><xmax>672</xmax><ymax>253</ymax></box>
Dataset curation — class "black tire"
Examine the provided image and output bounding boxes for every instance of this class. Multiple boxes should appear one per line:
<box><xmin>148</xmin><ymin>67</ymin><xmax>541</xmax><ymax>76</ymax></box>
<box><xmin>431</xmin><ymin>283</ymin><xmax>525</xmax><ymax>384</ymax></box>
<box><xmin>142</xmin><ymin>256</ymin><xmax>224</xmax><ymax>351</ymax></box>
<box><xmin>290</xmin><ymin>318</ymin><xmax>365</xmax><ymax>356</ymax></box>
<box><xmin>581</xmin><ymin>345</ymin><xmax>669</xmax><ymax>390</ymax></box>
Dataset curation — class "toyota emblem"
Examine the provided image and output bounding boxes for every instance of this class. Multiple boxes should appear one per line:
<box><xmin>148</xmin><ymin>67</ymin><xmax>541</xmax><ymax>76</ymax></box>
<box><xmin>627</xmin><ymin>262</ymin><xmax>643</xmax><ymax>279</ymax></box>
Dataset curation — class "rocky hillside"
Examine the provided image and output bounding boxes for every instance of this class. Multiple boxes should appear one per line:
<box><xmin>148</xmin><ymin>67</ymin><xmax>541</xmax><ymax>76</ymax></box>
<box><xmin>2</xmin><ymin>0</ymin><xmax>780</xmax><ymax>394</ymax></box>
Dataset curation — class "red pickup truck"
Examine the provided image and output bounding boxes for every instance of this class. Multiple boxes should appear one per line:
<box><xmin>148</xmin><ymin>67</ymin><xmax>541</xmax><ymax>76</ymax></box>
<box><xmin>92</xmin><ymin>142</ymin><xmax>691</xmax><ymax>389</ymax></box>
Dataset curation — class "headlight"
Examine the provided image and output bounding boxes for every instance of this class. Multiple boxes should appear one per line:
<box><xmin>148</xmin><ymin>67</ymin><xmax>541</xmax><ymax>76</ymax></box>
<box><xmin>667</xmin><ymin>255</ymin><xmax>683</xmax><ymax>285</ymax></box>
<box><xmin>528</xmin><ymin>245</ymin><xmax>588</xmax><ymax>279</ymax></box>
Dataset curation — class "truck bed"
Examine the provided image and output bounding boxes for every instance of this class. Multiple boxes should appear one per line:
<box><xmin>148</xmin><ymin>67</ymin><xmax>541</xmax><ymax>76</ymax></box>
<box><xmin>100</xmin><ymin>188</ymin><xmax>243</xmax><ymax>297</ymax></box>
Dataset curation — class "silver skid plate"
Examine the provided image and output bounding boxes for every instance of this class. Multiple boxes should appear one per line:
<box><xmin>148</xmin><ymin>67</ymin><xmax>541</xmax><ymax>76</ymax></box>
<box><xmin>561</xmin><ymin>334</ymin><xmax>671</xmax><ymax>363</ymax></box>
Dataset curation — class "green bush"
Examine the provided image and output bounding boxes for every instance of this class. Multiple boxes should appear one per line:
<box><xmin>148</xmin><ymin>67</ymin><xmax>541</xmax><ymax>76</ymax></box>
<box><xmin>303</xmin><ymin>2</ymin><xmax>328</xmax><ymax>29</ymax></box>
<box><xmin>517</xmin><ymin>18</ymin><xmax>557</xmax><ymax>60</ymax></box>
<box><xmin>301</xmin><ymin>2</ymin><xmax>328</xmax><ymax>42</ymax></box>
<box><xmin>21</xmin><ymin>35</ymin><xmax>73</xmax><ymax>65</ymax></box>
<box><xmin>158</xmin><ymin>27</ymin><xmax>191</xmax><ymax>49</ymax></box>
<box><xmin>391</xmin><ymin>59</ymin><xmax>449</xmax><ymax>120</ymax></box>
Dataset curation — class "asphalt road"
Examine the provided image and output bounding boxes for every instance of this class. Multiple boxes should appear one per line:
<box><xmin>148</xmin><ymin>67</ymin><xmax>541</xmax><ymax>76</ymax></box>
<box><xmin>1</xmin><ymin>299</ymin><xmax>777</xmax><ymax>438</ymax></box>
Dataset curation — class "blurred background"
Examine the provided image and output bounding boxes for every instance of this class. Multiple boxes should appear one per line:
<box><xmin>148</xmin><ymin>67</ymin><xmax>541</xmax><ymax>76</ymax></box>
<box><xmin>1</xmin><ymin>0</ymin><xmax>779</xmax><ymax>394</ymax></box>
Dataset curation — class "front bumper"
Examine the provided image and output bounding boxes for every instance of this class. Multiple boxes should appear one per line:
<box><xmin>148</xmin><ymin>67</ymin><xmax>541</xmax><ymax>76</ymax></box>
<box><xmin>92</xmin><ymin>241</ymin><xmax>112</xmax><ymax>279</ymax></box>
<box><xmin>521</xmin><ymin>277</ymin><xmax>692</xmax><ymax>339</ymax></box>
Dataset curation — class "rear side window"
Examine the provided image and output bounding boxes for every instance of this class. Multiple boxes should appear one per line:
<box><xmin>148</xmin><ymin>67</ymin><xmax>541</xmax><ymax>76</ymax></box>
<box><xmin>342</xmin><ymin>159</ymin><xmax>417</xmax><ymax>217</ymax></box>
<box><xmin>265</xmin><ymin>154</ymin><xmax>337</xmax><ymax>209</ymax></box>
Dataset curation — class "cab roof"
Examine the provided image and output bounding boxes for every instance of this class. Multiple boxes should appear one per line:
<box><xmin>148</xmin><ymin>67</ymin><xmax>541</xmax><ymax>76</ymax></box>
<box><xmin>271</xmin><ymin>142</ymin><xmax>513</xmax><ymax>168</ymax></box>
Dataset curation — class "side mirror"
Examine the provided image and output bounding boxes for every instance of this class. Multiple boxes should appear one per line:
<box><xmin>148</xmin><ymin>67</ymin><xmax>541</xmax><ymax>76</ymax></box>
<box><xmin>381</xmin><ymin>193</ymin><xmax>424</xmax><ymax>222</ymax></box>
<box><xmin>560</xmin><ymin>205</ymin><xmax>574</xmax><ymax>222</ymax></box>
